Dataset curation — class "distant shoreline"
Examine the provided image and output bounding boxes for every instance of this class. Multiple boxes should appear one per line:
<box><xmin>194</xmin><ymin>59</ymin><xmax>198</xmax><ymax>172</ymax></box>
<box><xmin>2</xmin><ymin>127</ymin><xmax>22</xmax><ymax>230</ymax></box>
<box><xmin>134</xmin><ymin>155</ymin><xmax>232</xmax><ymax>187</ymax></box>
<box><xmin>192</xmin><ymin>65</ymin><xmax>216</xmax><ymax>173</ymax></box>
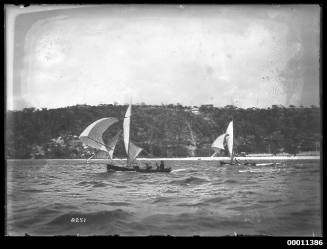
<box><xmin>130</xmin><ymin>156</ymin><xmax>321</xmax><ymax>161</ymax></box>
<box><xmin>7</xmin><ymin>156</ymin><xmax>320</xmax><ymax>161</ymax></box>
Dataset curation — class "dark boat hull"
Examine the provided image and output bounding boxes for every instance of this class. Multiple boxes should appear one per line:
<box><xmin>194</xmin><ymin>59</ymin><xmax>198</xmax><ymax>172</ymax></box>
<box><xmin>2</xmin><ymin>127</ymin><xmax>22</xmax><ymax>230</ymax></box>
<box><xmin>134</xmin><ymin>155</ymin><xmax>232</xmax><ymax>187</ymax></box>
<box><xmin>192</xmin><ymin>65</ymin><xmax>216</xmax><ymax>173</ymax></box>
<box><xmin>219</xmin><ymin>161</ymin><xmax>278</xmax><ymax>166</ymax></box>
<box><xmin>106</xmin><ymin>164</ymin><xmax>136</xmax><ymax>172</ymax></box>
<box><xmin>135</xmin><ymin>168</ymin><xmax>172</xmax><ymax>173</ymax></box>
<box><xmin>220</xmin><ymin>161</ymin><xmax>256</xmax><ymax>166</ymax></box>
<box><xmin>106</xmin><ymin>164</ymin><xmax>172</xmax><ymax>173</ymax></box>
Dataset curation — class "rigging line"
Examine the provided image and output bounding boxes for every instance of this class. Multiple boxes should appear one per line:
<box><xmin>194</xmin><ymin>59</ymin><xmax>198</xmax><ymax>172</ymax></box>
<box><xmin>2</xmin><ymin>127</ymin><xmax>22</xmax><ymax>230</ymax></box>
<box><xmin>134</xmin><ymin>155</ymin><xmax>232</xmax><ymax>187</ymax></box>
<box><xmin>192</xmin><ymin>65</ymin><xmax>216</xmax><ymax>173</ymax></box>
<box><xmin>87</xmin><ymin>136</ymin><xmax>114</xmax><ymax>151</ymax></box>
<box><xmin>139</xmin><ymin>148</ymin><xmax>155</xmax><ymax>158</ymax></box>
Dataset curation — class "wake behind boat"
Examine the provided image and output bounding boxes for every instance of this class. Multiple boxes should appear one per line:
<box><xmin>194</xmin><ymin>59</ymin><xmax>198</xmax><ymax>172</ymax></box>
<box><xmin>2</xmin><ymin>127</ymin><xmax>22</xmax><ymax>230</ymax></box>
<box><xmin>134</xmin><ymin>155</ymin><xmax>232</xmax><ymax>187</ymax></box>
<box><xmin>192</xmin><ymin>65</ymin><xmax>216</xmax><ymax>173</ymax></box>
<box><xmin>255</xmin><ymin>162</ymin><xmax>279</xmax><ymax>167</ymax></box>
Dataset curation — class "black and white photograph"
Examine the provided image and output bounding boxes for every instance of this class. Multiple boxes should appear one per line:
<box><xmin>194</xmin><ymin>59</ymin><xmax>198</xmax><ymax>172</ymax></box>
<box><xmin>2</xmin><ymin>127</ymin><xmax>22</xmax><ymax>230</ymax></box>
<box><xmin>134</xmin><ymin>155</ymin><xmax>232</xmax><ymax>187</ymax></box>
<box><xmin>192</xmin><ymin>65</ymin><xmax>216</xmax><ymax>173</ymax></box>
<box><xmin>5</xmin><ymin>4</ymin><xmax>321</xmax><ymax>237</ymax></box>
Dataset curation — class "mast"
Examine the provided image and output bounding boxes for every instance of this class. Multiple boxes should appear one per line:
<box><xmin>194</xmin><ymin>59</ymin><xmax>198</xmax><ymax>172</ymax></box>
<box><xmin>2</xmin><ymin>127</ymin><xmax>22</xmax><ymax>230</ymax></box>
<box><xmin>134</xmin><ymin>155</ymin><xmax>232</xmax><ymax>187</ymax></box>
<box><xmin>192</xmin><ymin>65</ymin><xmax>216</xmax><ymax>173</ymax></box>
<box><xmin>123</xmin><ymin>103</ymin><xmax>143</xmax><ymax>167</ymax></box>
<box><xmin>210</xmin><ymin>120</ymin><xmax>233</xmax><ymax>161</ymax></box>
<box><xmin>127</xmin><ymin>98</ymin><xmax>132</xmax><ymax>165</ymax></box>
<box><xmin>123</xmin><ymin>104</ymin><xmax>131</xmax><ymax>166</ymax></box>
<box><xmin>225</xmin><ymin>120</ymin><xmax>233</xmax><ymax>161</ymax></box>
<box><xmin>127</xmin><ymin>105</ymin><xmax>131</xmax><ymax>167</ymax></box>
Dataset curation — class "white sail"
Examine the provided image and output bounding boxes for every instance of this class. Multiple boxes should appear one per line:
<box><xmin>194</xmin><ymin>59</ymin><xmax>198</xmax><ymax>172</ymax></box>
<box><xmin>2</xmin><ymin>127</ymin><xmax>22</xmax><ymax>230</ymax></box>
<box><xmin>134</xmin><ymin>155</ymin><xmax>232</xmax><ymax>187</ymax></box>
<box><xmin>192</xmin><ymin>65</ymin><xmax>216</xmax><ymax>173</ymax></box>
<box><xmin>123</xmin><ymin>104</ymin><xmax>143</xmax><ymax>163</ymax></box>
<box><xmin>106</xmin><ymin>130</ymin><xmax>122</xmax><ymax>159</ymax></box>
<box><xmin>211</xmin><ymin>133</ymin><xmax>226</xmax><ymax>151</ymax></box>
<box><xmin>225</xmin><ymin>121</ymin><xmax>233</xmax><ymax>158</ymax></box>
<box><xmin>123</xmin><ymin>104</ymin><xmax>131</xmax><ymax>154</ymax></box>
<box><xmin>128</xmin><ymin>142</ymin><xmax>143</xmax><ymax>161</ymax></box>
<box><xmin>79</xmin><ymin>117</ymin><xmax>119</xmax><ymax>152</ymax></box>
<box><xmin>211</xmin><ymin>120</ymin><xmax>234</xmax><ymax>158</ymax></box>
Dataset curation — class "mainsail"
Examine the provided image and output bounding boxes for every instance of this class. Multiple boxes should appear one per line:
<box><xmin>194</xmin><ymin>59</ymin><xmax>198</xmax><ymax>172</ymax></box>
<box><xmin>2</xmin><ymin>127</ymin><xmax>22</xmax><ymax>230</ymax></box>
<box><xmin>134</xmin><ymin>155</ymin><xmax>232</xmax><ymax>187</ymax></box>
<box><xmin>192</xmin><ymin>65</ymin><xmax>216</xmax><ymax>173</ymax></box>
<box><xmin>79</xmin><ymin>117</ymin><xmax>119</xmax><ymax>153</ymax></box>
<box><xmin>225</xmin><ymin>121</ymin><xmax>233</xmax><ymax>158</ymax></box>
<box><xmin>123</xmin><ymin>105</ymin><xmax>131</xmax><ymax>154</ymax></box>
<box><xmin>211</xmin><ymin>120</ymin><xmax>234</xmax><ymax>158</ymax></box>
<box><xmin>123</xmin><ymin>104</ymin><xmax>143</xmax><ymax>163</ymax></box>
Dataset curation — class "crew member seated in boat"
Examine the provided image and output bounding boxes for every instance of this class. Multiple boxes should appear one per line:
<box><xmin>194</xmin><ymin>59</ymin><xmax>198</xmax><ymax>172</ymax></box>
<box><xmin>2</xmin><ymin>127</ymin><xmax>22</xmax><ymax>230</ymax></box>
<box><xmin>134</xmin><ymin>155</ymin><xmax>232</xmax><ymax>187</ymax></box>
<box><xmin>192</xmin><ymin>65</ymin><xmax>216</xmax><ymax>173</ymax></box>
<box><xmin>156</xmin><ymin>162</ymin><xmax>160</xmax><ymax>170</ymax></box>
<box><xmin>159</xmin><ymin>160</ymin><xmax>165</xmax><ymax>170</ymax></box>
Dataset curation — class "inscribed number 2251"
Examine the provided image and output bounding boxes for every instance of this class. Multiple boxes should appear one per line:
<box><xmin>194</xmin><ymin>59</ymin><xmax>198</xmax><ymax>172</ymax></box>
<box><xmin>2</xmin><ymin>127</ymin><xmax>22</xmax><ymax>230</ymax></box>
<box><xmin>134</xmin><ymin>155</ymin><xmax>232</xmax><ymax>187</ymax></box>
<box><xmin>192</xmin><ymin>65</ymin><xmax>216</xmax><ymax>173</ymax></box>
<box><xmin>71</xmin><ymin>218</ymin><xmax>86</xmax><ymax>223</ymax></box>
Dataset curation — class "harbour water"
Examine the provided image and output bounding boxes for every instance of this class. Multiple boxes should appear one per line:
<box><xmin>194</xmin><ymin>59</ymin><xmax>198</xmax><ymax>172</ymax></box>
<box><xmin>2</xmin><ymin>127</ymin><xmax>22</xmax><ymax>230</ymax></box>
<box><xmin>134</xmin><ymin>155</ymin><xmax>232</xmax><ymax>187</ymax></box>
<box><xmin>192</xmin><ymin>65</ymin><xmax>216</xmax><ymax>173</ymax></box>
<box><xmin>6</xmin><ymin>159</ymin><xmax>321</xmax><ymax>236</ymax></box>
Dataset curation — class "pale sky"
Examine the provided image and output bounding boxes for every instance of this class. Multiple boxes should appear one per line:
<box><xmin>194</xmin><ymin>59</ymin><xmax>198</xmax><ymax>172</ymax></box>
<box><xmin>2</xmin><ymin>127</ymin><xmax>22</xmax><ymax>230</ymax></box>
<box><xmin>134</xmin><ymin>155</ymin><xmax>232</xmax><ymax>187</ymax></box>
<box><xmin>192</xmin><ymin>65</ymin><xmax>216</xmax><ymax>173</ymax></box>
<box><xmin>6</xmin><ymin>4</ymin><xmax>320</xmax><ymax>110</ymax></box>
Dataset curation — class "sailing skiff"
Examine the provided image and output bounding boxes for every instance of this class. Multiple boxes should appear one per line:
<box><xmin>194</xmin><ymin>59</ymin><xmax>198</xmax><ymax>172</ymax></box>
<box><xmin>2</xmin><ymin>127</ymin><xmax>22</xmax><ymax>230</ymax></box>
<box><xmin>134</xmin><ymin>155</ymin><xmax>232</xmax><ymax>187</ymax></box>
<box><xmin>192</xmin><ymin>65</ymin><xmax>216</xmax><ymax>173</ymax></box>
<box><xmin>211</xmin><ymin>121</ymin><xmax>277</xmax><ymax>167</ymax></box>
<box><xmin>79</xmin><ymin>104</ymin><xmax>171</xmax><ymax>173</ymax></box>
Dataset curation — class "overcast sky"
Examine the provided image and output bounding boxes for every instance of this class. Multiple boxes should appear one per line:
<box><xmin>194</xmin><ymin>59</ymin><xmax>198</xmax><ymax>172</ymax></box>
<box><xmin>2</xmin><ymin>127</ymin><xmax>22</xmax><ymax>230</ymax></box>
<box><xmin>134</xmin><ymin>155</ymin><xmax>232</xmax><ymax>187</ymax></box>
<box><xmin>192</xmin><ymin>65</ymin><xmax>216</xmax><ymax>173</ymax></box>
<box><xmin>6</xmin><ymin>4</ymin><xmax>320</xmax><ymax>110</ymax></box>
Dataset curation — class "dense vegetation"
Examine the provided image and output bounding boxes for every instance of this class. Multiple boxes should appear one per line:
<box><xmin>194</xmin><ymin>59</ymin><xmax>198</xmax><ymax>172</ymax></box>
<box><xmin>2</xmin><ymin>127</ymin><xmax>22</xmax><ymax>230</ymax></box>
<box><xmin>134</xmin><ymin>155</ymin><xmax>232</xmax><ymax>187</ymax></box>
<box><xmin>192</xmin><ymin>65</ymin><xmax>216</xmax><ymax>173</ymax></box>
<box><xmin>5</xmin><ymin>104</ymin><xmax>321</xmax><ymax>159</ymax></box>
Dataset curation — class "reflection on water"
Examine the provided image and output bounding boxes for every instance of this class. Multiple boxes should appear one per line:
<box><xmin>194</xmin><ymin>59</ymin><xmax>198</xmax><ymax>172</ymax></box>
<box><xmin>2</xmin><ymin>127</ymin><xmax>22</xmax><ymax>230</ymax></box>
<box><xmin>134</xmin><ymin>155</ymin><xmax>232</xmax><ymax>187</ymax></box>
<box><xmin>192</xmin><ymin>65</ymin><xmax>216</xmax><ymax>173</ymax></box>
<box><xmin>6</xmin><ymin>159</ymin><xmax>321</xmax><ymax>236</ymax></box>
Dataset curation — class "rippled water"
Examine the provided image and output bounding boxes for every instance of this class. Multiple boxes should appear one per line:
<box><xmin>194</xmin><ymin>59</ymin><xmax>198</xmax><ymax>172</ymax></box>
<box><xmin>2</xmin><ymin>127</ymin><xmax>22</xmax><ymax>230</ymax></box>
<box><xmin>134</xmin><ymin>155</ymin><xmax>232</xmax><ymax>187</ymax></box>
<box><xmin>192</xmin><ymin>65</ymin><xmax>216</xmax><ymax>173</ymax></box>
<box><xmin>6</xmin><ymin>159</ymin><xmax>321</xmax><ymax>236</ymax></box>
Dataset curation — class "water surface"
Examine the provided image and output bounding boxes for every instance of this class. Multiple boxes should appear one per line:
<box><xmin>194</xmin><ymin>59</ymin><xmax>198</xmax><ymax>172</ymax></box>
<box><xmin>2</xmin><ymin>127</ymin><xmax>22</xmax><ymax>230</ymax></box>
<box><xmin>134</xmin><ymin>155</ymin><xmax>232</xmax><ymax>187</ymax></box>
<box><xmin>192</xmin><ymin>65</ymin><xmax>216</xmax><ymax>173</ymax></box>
<box><xmin>6</xmin><ymin>159</ymin><xmax>321</xmax><ymax>236</ymax></box>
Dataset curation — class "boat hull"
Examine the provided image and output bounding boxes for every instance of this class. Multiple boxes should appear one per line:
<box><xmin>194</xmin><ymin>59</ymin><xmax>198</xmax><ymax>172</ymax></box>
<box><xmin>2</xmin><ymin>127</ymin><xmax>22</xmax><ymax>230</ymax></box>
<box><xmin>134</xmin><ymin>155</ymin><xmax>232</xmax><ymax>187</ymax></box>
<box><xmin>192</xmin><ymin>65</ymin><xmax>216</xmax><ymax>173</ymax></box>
<box><xmin>220</xmin><ymin>161</ymin><xmax>256</xmax><ymax>166</ymax></box>
<box><xmin>106</xmin><ymin>164</ymin><xmax>136</xmax><ymax>172</ymax></box>
<box><xmin>135</xmin><ymin>168</ymin><xmax>172</xmax><ymax>173</ymax></box>
<box><xmin>106</xmin><ymin>164</ymin><xmax>172</xmax><ymax>173</ymax></box>
<box><xmin>219</xmin><ymin>161</ymin><xmax>276</xmax><ymax>166</ymax></box>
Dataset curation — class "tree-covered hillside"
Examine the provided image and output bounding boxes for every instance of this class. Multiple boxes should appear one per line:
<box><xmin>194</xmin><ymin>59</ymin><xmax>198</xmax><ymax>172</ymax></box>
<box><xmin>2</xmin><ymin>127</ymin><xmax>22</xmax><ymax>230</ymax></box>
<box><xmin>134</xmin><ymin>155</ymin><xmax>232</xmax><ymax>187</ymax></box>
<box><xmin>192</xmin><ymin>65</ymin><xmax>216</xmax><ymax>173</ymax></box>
<box><xmin>5</xmin><ymin>104</ymin><xmax>321</xmax><ymax>159</ymax></box>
